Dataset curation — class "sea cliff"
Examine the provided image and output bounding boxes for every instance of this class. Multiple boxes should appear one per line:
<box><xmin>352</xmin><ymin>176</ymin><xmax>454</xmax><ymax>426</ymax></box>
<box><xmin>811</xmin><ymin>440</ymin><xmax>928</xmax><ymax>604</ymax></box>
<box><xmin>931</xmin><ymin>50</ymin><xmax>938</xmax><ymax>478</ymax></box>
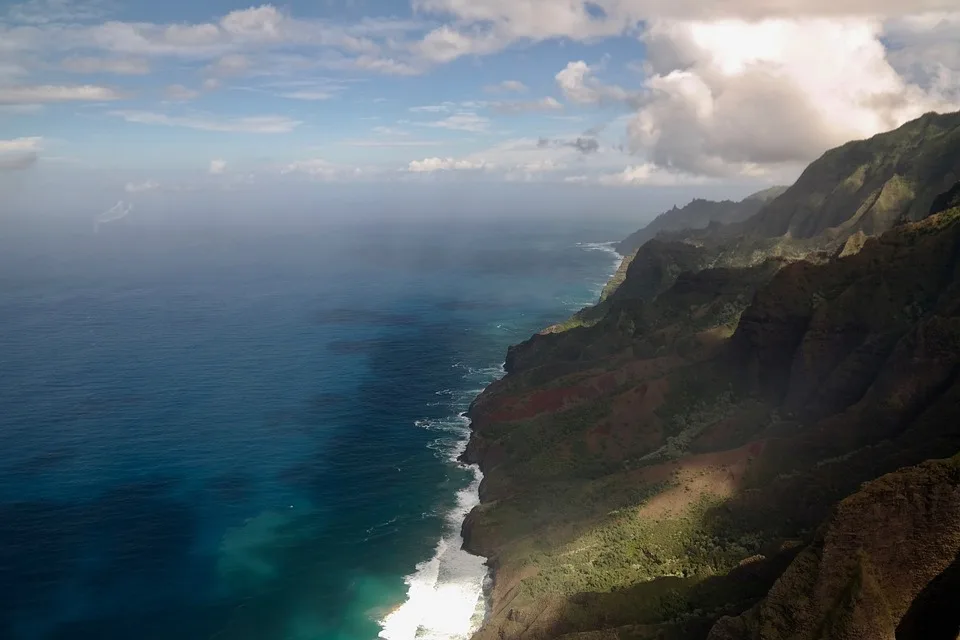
<box><xmin>460</xmin><ymin>110</ymin><xmax>960</xmax><ymax>640</ymax></box>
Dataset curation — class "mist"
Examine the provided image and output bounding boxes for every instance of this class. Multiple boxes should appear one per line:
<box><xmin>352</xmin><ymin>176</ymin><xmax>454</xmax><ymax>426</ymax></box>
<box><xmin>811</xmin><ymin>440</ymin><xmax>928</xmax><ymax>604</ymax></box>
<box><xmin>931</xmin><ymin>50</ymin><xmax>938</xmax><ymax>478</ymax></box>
<box><xmin>1</xmin><ymin>178</ymin><xmax>768</xmax><ymax>234</ymax></box>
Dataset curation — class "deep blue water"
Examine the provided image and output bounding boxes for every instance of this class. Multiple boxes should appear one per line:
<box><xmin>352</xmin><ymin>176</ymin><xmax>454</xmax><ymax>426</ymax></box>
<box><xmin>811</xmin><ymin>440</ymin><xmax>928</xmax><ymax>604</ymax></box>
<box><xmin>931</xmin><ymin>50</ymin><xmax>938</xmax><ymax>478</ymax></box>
<box><xmin>0</xmin><ymin>214</ymin><xmax>629</xmax><ymax>640</ymax></box>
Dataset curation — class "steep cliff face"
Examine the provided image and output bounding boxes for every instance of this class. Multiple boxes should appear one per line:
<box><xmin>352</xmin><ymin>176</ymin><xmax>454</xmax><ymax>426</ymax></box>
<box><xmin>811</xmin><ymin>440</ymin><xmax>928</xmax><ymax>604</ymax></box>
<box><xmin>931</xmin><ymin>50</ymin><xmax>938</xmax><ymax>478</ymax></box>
<box><xmin>744</xmin><ymin>111</ymin><xmax>960</xmax><ymax>239</ymax></box>
<box><xmin>463</xmin><ymin>111</ymin><xmax>960</xmax><ymax>640</ymax></box>
<box><xmin>708</xmin><ymin>456</ymin><xmax>960</xmax><ymax>640</ymax></box>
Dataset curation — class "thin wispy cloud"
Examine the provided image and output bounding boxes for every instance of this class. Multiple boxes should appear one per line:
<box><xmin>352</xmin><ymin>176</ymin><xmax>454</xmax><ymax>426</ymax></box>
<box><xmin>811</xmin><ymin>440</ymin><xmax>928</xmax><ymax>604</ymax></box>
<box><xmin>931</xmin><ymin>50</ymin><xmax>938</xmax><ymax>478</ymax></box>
<box><xmin>278</xmin><ymin>89</ymin><xmax>336</xmax><ymax>100</ymax></box>
<box><xmin>124</xmin><ymin>180</ymin><xmax>159</xmax><ymax>193</ymax></box>
<box><xmin>489</xmin><ymin>97</ymin><xmax>563</xmax><ymax>114</ymax></box>
<box><xmin>0</xmin><ymin>84</ymin><xmax>124</xmax><ymax>104</ymax></box>
<box><xmin>61</xmin><ymin>57</ymin><xmax>150</xmax><ymax>75</ymax></box>
<box><xmin>0</xmin><ymin>136</ymin><xmax>43</xmax><ymax>152</ymax></box>
<box><xmin>345</xmin><ymin>139</ymin><xmax>444</xmax><ymax>147</ymax></box>
<box><xmin>421</xmin><ymin>113</ymin><xmax>490</xmax><ymax>133</ymax></box>
<box><xmin>484</xmin><ymin>80</ymin><xmax>528</xmax><ymax>93</ymax></box>
<box><xmin>109</xmin><ymin>110</ymin><xmax>302</xmax><ymax>133</ymax></box>
<box><xmin>163</xmin><ymin>84</ymin><xmax>200</xmax><ymax>101</ymax></box>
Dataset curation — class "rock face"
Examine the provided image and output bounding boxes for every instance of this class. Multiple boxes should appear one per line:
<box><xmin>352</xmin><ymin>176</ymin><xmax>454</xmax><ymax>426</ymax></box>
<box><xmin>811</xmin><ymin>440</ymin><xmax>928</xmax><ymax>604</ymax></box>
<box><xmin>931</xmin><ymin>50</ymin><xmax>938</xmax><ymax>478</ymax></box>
<box><xmin>708</xmin><ymin>456</ymin><xmax>960</xmax><ymax>640</ymax></box>
<box><xmin>462</xmin><ymin>110</ymin><xmax>960</xmax><ymax>640</ymax></box>
<box><xmin>931</xmin><ymin>181</ymin><xmax>960</xmax><ymax>216</ymax></box>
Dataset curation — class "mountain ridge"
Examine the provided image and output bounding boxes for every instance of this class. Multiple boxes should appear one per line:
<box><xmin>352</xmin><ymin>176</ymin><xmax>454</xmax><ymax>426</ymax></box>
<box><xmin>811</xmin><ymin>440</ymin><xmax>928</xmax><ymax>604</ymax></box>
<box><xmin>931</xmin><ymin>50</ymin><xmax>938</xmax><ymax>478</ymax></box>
<box><xmin>616</xmin><ymin>186</ymin><xmax>788</xmax><ymax>256</ymax></box>
<box><xmin>461</xmin><ymin>110</ymin><xmax>960</xmax><ymax>640</ymax></box>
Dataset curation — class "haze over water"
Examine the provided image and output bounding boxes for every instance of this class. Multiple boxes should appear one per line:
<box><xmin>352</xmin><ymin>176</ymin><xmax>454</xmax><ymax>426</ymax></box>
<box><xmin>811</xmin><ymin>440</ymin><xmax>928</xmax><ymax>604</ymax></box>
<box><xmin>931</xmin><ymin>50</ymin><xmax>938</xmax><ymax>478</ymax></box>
<box><xmin>0</xmin><ymin>209</ymin><xmax>631</xmax><ymax>640</ymax></box>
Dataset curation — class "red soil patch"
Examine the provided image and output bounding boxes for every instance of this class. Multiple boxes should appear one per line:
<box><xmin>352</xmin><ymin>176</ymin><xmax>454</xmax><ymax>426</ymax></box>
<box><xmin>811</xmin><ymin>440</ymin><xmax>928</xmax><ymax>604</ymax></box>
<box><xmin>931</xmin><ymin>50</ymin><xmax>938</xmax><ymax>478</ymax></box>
<box><xmin>485</xmin><ymin>356</ymin><xmax>685</xmax><ymax>423</ymax></box>
<box><xmin>585</xmin><ymin>377</ymin><xmax>671</xmax><ymax>460</ymax></box>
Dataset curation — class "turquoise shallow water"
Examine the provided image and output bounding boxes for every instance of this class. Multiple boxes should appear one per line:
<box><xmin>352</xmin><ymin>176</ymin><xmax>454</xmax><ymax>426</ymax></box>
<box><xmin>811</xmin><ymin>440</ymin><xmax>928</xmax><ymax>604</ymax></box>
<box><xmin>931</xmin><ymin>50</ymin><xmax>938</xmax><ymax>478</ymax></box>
<box><xmin>0</xmin><ymin>214</ymin><xmax>630</xmax><ymax>640</ymax></box>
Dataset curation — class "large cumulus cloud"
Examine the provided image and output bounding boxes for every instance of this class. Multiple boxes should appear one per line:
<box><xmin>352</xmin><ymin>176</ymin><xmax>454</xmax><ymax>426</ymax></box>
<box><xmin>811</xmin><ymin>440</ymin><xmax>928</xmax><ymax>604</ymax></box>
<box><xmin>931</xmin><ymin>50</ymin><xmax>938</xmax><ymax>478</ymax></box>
<box><xmin>627</xmin><ymin>18</ymin><xmax>959</xmax><ymax>176</ymax></box>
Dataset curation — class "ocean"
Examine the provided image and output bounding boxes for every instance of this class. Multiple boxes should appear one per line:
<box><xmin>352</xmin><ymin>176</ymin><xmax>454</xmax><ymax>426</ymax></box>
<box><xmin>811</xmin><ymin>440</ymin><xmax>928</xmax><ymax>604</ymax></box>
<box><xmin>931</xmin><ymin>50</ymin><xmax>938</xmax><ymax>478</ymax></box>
<box><xmin>0</xmin><ymin>211</ymin><xmax>629</xmax><ymax>640</ymax></box>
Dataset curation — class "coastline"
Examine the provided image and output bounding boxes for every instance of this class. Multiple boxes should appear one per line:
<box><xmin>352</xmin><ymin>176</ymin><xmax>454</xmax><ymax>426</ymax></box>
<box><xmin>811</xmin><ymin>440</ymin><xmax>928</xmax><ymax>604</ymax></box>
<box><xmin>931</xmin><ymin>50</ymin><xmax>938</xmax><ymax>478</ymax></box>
<box><xmin>457</xmin><ymin>241</ymin><xmax>627</xmax><ymax>638</ymax></box>
<box><xmin>378</xmin><ymin>389</ymin><xmax>495</xmax><ymax>640</ymax></box>
<box><xmin>378</xmin><ymin>238</ymin><xmax>626</xmax><ymax>640</ymax></box>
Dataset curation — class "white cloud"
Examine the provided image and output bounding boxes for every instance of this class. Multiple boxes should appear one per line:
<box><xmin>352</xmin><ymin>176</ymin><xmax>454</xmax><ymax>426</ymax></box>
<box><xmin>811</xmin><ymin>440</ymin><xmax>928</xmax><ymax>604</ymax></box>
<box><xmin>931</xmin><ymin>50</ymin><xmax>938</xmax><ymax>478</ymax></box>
<box><xmin>596</xmin><ymin>164</ymin><xmax>709</xmax><ymax>186</ymax></box>
<box><xmin>61</xmin><ymin>56</ymin><xmax>150</xmax><ymax>75</ymax></box>
<box><xmin>413</xmin><ymin>25</ymin><xmax>505</xmax><ymax>63</ymax></box>
<box><xmin>353</xmin><ymin>55</ymin><xmax>420</xmax><ymax>76</ymax></box>
<box><xmin>0</xmin><ymin>84</ymin><xmax>123</xmax><ymax>104</ymax></box>
<box><xmin>407</xmin><ymin>157</ymin><xmax>490</xmax><ymax>172</ymax></box>
<box><xmin>422</xmin><ymin>112</ymin><xmax>490</xmax><ymax>132</ymax></box>
<box><xmin>484</xmin><ymin>79</ymin><xmax>528</xmax><ymax>93</ymax></box>
<box><xmin>555</xmin><ymin>61</ymin><xmax>636</xmax><ymax>105</ymax></box>
<box><xmin>411</xmin><ymin>1</ymin><xmax>629</xmax><ymax>62</ymax></box>
<box><xmin>884</xmin><ymin>14</ymin><xmax>960</xmax><ymax>101</ymax></box>
<box><xmin>0</xmin><ymin>136</ymin><xmax>42</xmax><ymax>152</ymax></box>
<box><xmin>410</xmin><ymin>1</ymin><xmax>960</xmax><ymax>66</ymax></box>
<box><xmin>206</xmin><ymin>54</ymin><xmax>251</xmax><ymax>77</ymax></box>
<box><xmin>372</xmin><ymin>126</ymin><xmax>409</xmax><ymax>136</ymax></box>
<box><xmin>209</xmin><ymin>159</ymin><xmax>226</xmax><ymax>174</ymax></box>
<box><xmin>0</xmin><ymin>104</ymin><xmax>43</xmax><ymax>114</ymax></box>
<box><xmin>219</xmin><ymin>5</ymin><xmax>285</xmax><ymax>41</ymax></box>
<box><xmin>6</xmin><ymin>0</ymin><xmax>111</xmax><ymax>25</ymax></box>
<box><xmin>164</xmin><ymin>84</ymin><xmax>199</xmax><ymax>101</ymax></box>
<box><xmin>0</xmin><ymin>136</ymin><xmax>41</xmax><ymax>170</ymax></box>
<box><xmin>414</xmin><ymin>0</ymin><xmax>959</xmax><ymax>31</ymax></box>
<box><xmin>626</xmin><ymin>18</ymin><xmax>960</xmax><ymax>177</ymax></box>
<box><xmin>344</xmin><ymin>127</ymin><xmax>443</xmax><ymax>147</ymax></box>
<box><xmin>281</xmin><ymin>158</ymin><xmax>367</xmax><ymax>180</ymax></box>
<box><xmin>490</xmin><ymin>96</ymin><xmax>563</xmax><ymax>113</ymax></box>
<box><xmin>404</xmin><ymin>135</ymin><xmax>622</xmax><ymax>180</ymax></box>
<box><xmin>504</xmin><ymin>159</ymin><xmax>566</xmax><ymax>181</ymax></box>
<box><xmin>410</xmin><ymin>103</ymin><xmax>453</xmax><ymax>113</ymax></box>
<box><xmin>278</xmin><ymin>89</ymin><xmax>335</xmax><ymax>100</ymax></box>
<box><xmin>110</xmin><ymin>110</ymin><xmax>302</xmax><ymax>133</ymax></box>
<box><xmin>0</xmin><ymin>6</ymin><xmax>429</xmax><ymax>82</ymax></box>
<box><xmin>125</xmin><ymin>179</ymin><xmax>160</xmax><ymax>193</ymax></box>
<box><xmin>345</xmin><ymin>140</ymin><xmax>444</xmax><ymax>148</ymax></box>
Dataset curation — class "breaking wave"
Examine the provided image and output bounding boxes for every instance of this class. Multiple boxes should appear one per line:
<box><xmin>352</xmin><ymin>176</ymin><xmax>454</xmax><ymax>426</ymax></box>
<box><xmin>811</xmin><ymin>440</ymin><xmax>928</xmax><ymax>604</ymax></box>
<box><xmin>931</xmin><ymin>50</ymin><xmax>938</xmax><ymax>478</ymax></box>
<box><xmin>577</xmin><ymin>241</ymin><xmax>623</xmax><ymax>300</ymax></box>
<box><xmin>378</xmin><ymin>364</ymin><xmax>504</xmax><ymax>640</ymax></box>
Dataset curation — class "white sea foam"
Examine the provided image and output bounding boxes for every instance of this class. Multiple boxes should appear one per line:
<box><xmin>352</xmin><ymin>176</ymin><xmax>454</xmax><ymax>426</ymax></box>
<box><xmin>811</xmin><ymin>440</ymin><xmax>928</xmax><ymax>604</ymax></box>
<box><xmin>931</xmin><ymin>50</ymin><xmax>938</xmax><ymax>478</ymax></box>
<box><xmin>379</xmin><ymin>366</ymin><xmax>504</xmax><ymax>640</ymax></box>
<box><xmin>378</xmin><ymin>465</ymin><xmax>487</xmax><ymax>640</ymax></box>
<box><xmin>577</xmin><ymin>241</ymin><xmax>624</xmax><ymax>300</ymax></box>
<box><xmin>383</xmin><ymin>242</ymin><xmax>618</xmax><ymax>639</ymax></box>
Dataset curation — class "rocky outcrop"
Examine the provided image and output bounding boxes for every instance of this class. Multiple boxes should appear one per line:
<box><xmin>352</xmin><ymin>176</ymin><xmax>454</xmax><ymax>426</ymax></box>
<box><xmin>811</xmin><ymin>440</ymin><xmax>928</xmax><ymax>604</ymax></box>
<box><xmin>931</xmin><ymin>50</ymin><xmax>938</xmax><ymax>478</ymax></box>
<box><xmin>931</xmin><ymin>181</ymin><xmax>960</xmax><ymax>217</ymax></box>
<box><xmin>708</xmin><ymin>455</ymin><xmax>960</xmax><ymax>640</ymax></box>
<box><xmin>617</xmin><ymin>187</ymin><xmax>787</xmax><ymax>256</ymax></box>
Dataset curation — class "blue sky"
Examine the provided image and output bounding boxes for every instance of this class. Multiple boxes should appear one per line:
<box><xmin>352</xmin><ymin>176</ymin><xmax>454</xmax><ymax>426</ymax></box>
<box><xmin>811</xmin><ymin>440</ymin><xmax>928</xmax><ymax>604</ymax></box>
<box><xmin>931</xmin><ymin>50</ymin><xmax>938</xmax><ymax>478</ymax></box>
<box><xmin>1</xmin><ymin>0</ymin><xmax>958</xmax><ymax>213</ymax></box>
